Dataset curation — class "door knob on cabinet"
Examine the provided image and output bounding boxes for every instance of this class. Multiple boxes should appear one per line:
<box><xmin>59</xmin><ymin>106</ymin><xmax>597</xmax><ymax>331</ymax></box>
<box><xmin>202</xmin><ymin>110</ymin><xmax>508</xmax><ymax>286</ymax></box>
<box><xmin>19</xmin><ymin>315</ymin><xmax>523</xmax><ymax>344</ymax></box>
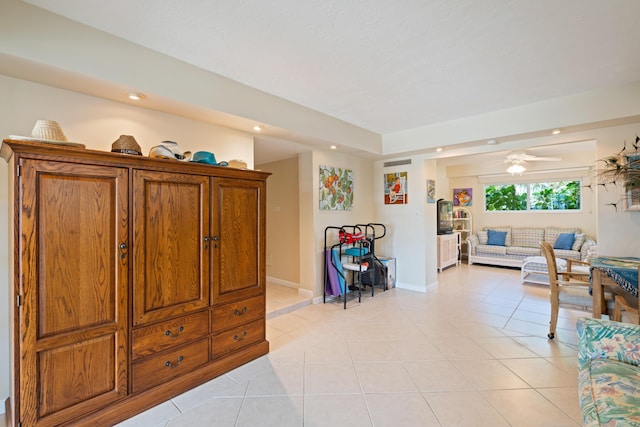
<box><xmin>119</xmin><ymin>243</ymin><xmax>128</xmax><ymax>259</ymax></box>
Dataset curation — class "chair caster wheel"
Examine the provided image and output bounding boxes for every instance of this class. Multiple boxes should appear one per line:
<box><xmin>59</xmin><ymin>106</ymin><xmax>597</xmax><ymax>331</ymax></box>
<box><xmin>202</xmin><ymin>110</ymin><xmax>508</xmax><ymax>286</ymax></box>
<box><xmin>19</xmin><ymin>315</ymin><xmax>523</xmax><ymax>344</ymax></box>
<box><xmin>547</xmin><ymin>332</ymin><xmax>555</xmax><ymax>340</ymax></box>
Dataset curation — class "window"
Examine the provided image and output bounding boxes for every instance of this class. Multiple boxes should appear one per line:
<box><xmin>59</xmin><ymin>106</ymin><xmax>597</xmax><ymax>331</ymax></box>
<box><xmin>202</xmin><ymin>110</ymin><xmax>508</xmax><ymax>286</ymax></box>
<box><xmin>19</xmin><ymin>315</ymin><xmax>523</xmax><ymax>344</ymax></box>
<box><xmin>485</xmin><ymin>180</ymin><xmax>581</xmax><ymax>211</ymax></box>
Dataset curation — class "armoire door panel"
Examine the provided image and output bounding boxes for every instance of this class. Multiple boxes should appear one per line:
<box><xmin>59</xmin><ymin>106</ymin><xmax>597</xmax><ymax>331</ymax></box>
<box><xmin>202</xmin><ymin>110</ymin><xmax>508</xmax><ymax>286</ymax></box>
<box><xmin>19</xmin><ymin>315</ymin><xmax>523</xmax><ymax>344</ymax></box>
<box><xmin>211</xmin><ymin>178</ymin><xmax>265</xmax><ymax>304</ymax></box>
<box><xmin>133</xmin><ymin>170</ymin><xmax>210</xmax><ymax>325</ymax></box>
<box><xmin>18</xmin><ymin>159</ymin><xmax>129</xmax><ymax>426</ymax></box>
<box><xmin>37</xmin><ymin>335</ymin><xmax>118</xmax><ymax>417</ymax></box>
<box><xmin>36</xmin><ymin>172</ymin><xmax>118</xmax><ymax>337</ymax></box>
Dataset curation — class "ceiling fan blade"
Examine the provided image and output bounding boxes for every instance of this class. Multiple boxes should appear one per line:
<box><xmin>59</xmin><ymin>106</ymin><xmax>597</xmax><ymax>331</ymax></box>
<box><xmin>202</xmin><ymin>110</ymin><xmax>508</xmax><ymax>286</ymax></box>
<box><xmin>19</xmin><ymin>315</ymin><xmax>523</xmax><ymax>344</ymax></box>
<box><xmin>503</xmin><ymin>151</ymin><xmax>561</xmax><ymax>163</ymax></box>
<box><xmin>526</xmin><ymin>156</ymin><xmax>561</xmax><ymax>161</ymax></box>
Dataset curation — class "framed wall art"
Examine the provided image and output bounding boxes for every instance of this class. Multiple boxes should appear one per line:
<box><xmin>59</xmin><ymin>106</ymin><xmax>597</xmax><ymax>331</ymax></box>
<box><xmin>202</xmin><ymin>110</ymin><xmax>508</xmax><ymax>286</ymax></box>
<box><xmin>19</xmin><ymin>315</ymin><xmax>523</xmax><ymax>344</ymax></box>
<box><xmin>625</xmin><ymin>153</ymin><xmax>640</xmax><ymax>211</ymax></box>
<box><xmin>453</xmin><ymin>187</ymin><xmax>472</xmax><ymax>206</ymax></box>
<box><xmin>426</xmin><ymin>179</ymin><xmax>436</xmax><ymax>203</ymax></box>
<box><xmin>384</xmin><ymin>172</ymin><xmax>408</xmax><ymax>205</ymax></box>
<box><xmin>319</xmin><ymin>165</ymin><xmax>354</xmax><ymax>210</ymax></box>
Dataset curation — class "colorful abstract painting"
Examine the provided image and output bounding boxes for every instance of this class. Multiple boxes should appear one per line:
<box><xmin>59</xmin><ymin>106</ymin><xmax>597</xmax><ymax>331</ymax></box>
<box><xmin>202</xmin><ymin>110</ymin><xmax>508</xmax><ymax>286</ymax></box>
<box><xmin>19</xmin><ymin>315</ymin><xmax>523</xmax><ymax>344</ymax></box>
<box><xmin>319</xmin><ymin>166</ymin><xmax>354</xmax><ymax>210</ymax></box>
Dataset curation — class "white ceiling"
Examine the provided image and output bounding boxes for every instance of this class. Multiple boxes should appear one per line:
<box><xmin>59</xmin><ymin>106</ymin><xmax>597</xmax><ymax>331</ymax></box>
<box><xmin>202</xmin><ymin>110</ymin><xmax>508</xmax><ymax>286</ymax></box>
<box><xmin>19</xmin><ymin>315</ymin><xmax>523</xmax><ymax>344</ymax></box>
<box><xmin>18</xmin><ymin>0</ymin><xmax>640</xmax><ymax>164</ymax></box>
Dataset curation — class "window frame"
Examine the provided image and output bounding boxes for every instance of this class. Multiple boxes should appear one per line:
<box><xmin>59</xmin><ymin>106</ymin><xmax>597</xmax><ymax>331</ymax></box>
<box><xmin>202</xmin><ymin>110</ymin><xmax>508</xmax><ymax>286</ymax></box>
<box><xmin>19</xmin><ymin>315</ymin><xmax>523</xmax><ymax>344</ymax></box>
<box><xmin>484</xmin><ymin>179</ymin><xmax>583</xmax><ymax>212</ymax></box>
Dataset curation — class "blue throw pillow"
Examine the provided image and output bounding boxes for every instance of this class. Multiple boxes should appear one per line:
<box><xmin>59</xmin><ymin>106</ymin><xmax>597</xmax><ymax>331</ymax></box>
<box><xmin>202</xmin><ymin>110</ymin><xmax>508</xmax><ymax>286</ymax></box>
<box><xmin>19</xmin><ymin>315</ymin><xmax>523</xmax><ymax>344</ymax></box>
<box><xmin>554</xmin><ymin>233</ymin><xmax>575</xmax><ymax>250</ymax></box>
<box><xmin>487</xmin><ymin>229</ymin><xmax>507</xmax><ymax>246</ymax></box>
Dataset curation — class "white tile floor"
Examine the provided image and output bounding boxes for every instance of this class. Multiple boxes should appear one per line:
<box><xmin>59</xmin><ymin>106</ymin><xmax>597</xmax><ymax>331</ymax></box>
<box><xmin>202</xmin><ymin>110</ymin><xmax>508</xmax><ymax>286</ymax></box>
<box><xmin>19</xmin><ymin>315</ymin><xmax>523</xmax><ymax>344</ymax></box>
<box><xmin>112</xmin><ymin>263</ymin><xmax>587</xmax><ymax>426</ymax></box>
<box><xmin>52</xmin><ymin>264</ymin><xmax>595</xmax><ymax>426</ymax></box>
<box><xmin>265</xmin><ymin>283</ymin><xmax>312</xmax><ymax>319</ymax></box>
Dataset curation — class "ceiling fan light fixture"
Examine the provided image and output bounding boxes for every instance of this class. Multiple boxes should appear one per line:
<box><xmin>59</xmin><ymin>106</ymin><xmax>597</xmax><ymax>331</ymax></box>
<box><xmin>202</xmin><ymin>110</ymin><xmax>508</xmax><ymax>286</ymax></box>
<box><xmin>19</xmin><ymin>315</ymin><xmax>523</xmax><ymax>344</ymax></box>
<box><xmin>507</xmin><ymin>163</ymin><xmax>526</xmax><ymax>175</ymax></box>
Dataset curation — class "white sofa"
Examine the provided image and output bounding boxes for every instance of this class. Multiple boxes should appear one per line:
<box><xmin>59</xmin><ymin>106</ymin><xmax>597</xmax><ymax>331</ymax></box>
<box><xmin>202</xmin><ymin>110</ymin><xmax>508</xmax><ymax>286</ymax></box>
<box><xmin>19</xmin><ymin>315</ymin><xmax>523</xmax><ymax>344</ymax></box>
<box><xmin>466</xmin><ymin>226</ymin><xmax>597</xmax><ymax>268</ymax></box>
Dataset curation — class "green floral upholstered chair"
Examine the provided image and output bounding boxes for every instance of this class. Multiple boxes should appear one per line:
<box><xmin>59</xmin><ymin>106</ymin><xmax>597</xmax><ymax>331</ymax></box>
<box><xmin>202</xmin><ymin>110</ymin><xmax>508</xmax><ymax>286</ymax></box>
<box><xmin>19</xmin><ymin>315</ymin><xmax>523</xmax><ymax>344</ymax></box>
<box><xmin>577</xmin><ymin>317</ymin><xmax>640</xmax><ymax>426</ymax></box>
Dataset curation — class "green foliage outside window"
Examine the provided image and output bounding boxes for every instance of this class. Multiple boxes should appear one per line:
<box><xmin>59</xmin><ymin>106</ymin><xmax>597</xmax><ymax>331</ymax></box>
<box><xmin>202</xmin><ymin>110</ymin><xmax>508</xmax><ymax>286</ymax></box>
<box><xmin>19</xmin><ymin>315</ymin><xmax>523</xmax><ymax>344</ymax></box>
<box><xmin>530</xmin><ymin>181</ymin><xmax>580</xmax><ymax>210</ymax></box>
<box><xmin>485</xmin><ymin>181</ymin><xmax>581</xmax><ymax>211</ymax></box>
<box><xmin>485</xmin><ymin>184</ymin><xmax>527</xmax><ymax>211</ymax></box>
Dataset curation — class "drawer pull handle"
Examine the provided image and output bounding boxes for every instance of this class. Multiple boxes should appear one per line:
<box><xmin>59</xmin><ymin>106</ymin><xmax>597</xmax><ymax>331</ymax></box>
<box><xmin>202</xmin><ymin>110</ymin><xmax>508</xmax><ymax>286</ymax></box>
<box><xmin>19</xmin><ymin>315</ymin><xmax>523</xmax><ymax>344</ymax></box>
<box><xmin>234</xmin><ymin>331</ymin><xmax>248</xmax><ymax>341</ymax></box>
<box><xmin>165</xmin><ymin>326</ymin><xmax>184</xmax><ymax>338</ymax></box>
<box><xmin>164</xmin><ymin>355</ymin><xmax>184</xmax><ymax>369</ymax></box>
<box><xmin>233</xmin><ymin>307</ymin><xmax>247</xmax><ymax>316</ymax></box>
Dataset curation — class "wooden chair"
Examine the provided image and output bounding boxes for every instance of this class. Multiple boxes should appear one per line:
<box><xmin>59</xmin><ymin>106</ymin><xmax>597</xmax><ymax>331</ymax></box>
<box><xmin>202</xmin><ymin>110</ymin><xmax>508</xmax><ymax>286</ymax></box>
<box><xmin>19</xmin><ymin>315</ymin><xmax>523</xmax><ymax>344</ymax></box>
<box><xmin>565</xmin><ymin>258</ymin><xmax>591</xmax><ymax>279</ymax></box>
<box><xmin>540</xmin><ymin>241</ymin><xmax>614</xmax><ymax>339</ymax></box>
<box><xmin>613</xmin><ymin>295</ymin><xmax>639</xmax><ymax>324</ymax></box>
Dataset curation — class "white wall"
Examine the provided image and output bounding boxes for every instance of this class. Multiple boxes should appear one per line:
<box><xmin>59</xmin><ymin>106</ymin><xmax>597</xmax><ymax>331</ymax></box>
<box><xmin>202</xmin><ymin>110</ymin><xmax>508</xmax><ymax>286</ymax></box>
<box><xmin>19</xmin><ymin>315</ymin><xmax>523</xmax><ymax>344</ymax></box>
<box><xmin>298</xmin><ymin>150</ymin><xmax>376</xmax><ymax>300</ymax></box>
<box><xmin>260</xmin><ymin>157</ymin><xmax>301</xmax><ymax>287</ymax></box>
<box><xmin>596</xmin><ymin>127</ymin><xmax>640</xmax><ymax>256</ymax></box>
<box><xmin>372</xmin><ymin>157</ymin><xmax>439</xmax><ymax>292</ymax></box>
<box><xmin>0</xmin><ymin>75</ymin><xmax>256</xmax><ymax>412</ymax></box>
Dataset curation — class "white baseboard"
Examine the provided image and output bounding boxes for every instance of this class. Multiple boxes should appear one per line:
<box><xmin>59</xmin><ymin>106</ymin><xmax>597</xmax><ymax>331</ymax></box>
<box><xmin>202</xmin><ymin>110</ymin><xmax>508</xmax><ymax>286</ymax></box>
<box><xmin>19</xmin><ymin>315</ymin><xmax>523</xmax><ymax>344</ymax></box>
<box><xmin>395</xmin><ymin>282</ymin><xmax>428</xmax><ymax>293</ymax></box>
<box><xmin>266</xmin><ymin>276</ymin><xmax>313</xmax><ymax>299</ymax></box>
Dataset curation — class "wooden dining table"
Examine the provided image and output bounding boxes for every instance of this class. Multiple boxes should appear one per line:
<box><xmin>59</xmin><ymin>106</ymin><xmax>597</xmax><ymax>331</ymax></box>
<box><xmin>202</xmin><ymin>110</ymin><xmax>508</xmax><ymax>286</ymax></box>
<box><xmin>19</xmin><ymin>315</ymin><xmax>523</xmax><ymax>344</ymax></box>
<box><xmin>590</xmin><ymin>257</ymin><xmax>640</xmax><ymax>319</ymax></box>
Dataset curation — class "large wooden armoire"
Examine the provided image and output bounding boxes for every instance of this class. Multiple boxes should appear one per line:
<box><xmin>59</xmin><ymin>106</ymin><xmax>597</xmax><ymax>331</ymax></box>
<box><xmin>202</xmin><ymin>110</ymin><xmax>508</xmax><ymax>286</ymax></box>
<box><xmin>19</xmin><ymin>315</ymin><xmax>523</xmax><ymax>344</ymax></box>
<box><xmin>1</xmin><ymin>139</ymin><xmax>270</xmax><ymax>427</ymax></box>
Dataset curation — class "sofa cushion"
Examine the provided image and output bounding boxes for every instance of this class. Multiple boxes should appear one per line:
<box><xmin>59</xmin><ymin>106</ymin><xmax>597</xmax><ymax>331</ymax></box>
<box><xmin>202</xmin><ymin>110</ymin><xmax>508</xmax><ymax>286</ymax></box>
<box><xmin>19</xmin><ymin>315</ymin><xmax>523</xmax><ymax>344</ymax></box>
<box><xmin>544</xmin><ymin>227</ymin><xmax>579</xmax><ymax>245</ymax></box>
<box><xmin>484</xmin><ymin>226</ymin><xmax>511</xmax><ymax>246</ymax></box>
<box><xmin>554</xmin><ymin>233</ymin><xmax>575</xmax><ymax>250</ymax></box>
<box><xmin>511</xmin><ymin>227</ymin><xmax>544</xmax><ymax>248</ymax></box>
<box><xmin>506</xmin><ymin>246</ymin><xmax>540</xmax><ymax>257</ymax></box>
<box><xmin>572</xmin><ymin>233</ymin><xmax>586</xmax><ymax>251</ymax></box>
<box><xmin>475</xmin><ymin>244</ymin><xmax>507</xmax><ymax>256</ymax></box>
<box><xmin>487</xmin><ymin>229</ymin><xmax>507</xmax><ymax>246</ymax></box>
<box><xmin>579</xmin><ymin>358</ymin><xmax>640</xmax><ymax>426</ymax></box>
<box><xmin>477</xmin><ymin>230</ymin><xmax>488</xmax><ymax>245</ymax></box>
<box><xmin>552</xmin><ymin>248</ymin><xmax>581</xmax><ymax>260</ymax></box>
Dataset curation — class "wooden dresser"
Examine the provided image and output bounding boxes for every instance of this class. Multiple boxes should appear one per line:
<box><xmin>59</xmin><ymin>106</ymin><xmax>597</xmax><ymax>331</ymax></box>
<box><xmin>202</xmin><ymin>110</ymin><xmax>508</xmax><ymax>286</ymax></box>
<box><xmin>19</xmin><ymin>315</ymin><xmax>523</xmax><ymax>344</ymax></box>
<box><xmin>1</xmin><ymin>139</ymin><xmax>270</xmax><ymax>427</ymax></box>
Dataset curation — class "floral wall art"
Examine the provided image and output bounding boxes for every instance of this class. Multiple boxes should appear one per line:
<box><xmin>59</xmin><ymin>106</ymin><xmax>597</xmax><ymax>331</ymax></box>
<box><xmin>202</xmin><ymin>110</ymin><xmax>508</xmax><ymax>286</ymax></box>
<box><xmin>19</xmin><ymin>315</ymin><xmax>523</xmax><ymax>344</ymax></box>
<box><xmin>319</xmin><ymin>165</ymin><xmax>354</xmax><ymax>210</ymax></box>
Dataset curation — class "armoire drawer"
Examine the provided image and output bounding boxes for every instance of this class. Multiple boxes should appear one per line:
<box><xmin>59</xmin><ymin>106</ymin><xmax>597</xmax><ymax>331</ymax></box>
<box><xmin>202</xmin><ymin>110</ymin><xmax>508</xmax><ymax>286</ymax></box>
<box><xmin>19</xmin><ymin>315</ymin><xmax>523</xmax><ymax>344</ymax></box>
<box><xmin>132</xmin><ymin>338</ymin><xmax>209</xmax><ymax>393</ymax></box>
<box><xmin>211</xmin><ymin>318</ymin><xmax>265</xmax><ymax>360</ymax></box>
<box><xmin>211</xmin><ymin>295</ymin><xmax>264</xmax><ymax>334</ymax></box>
<box><xmin>132</xmin><ymin>311</ymin><xmax>209</xmax><ymax>360</ymax></box>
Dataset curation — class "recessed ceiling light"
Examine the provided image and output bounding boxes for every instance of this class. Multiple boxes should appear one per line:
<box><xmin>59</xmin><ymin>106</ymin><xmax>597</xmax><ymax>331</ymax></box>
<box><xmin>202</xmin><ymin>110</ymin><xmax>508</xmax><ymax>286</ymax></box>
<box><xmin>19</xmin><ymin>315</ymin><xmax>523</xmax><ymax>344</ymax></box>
<box><xmin>436</xmin><ymin>147</ymin><xmax>443</xmax><ymax>152</ymax></box>
<box><xmin>330</xmin><ymin>145</ymin><xmax>337</xmax><ymax>150</ymax></box>
<box><xmin>487</xmin><ymin>139</ymin><xmax>497</xmax><ymax>145</ymax></box>
<box><xmin>128</xmin><ymin>92</ymin><xmax>145</xmax><ymax>101</ymax></box>
<box><xmin>253</xmin><ymin>125</ymin><xmax>262</xmax><ymax>132</ymax></box>
<box><xmin>552</xmin><ymin>129</ymin><xmax>561</xmax><ymax>135</ymax></box>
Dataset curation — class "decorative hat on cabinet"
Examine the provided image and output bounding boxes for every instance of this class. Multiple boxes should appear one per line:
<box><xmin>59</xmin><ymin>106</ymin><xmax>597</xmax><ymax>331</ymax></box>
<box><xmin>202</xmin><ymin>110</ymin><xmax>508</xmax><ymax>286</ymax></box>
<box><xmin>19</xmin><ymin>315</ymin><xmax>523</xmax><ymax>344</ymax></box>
<box><xmin>111</xmin><ymin>135</ymin><xmax>142</xmax><ymax>155</ymax></box>
<box><xmin>190</xmin><ymin>151</ymin><xmax>228</xmax><ymax>166</ymax></box>
<box><xmin>9</xmin><ymin>119</ymin><xmax>85</xmax><ymax>148</ymax></box>
<box><xmin>149</xmin><ymin>140</ymin><xmax>191</xmax><ymax>161</ymax></box>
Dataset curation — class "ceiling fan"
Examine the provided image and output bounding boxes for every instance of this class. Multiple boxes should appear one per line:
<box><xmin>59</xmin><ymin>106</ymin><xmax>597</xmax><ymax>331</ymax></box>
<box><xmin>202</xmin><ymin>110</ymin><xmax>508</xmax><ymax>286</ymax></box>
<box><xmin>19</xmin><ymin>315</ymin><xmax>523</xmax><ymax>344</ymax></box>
<box><xmin>502</xmin><ymin>151</ymin><xmax>561</xmax><ymax>175</ymax></box>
